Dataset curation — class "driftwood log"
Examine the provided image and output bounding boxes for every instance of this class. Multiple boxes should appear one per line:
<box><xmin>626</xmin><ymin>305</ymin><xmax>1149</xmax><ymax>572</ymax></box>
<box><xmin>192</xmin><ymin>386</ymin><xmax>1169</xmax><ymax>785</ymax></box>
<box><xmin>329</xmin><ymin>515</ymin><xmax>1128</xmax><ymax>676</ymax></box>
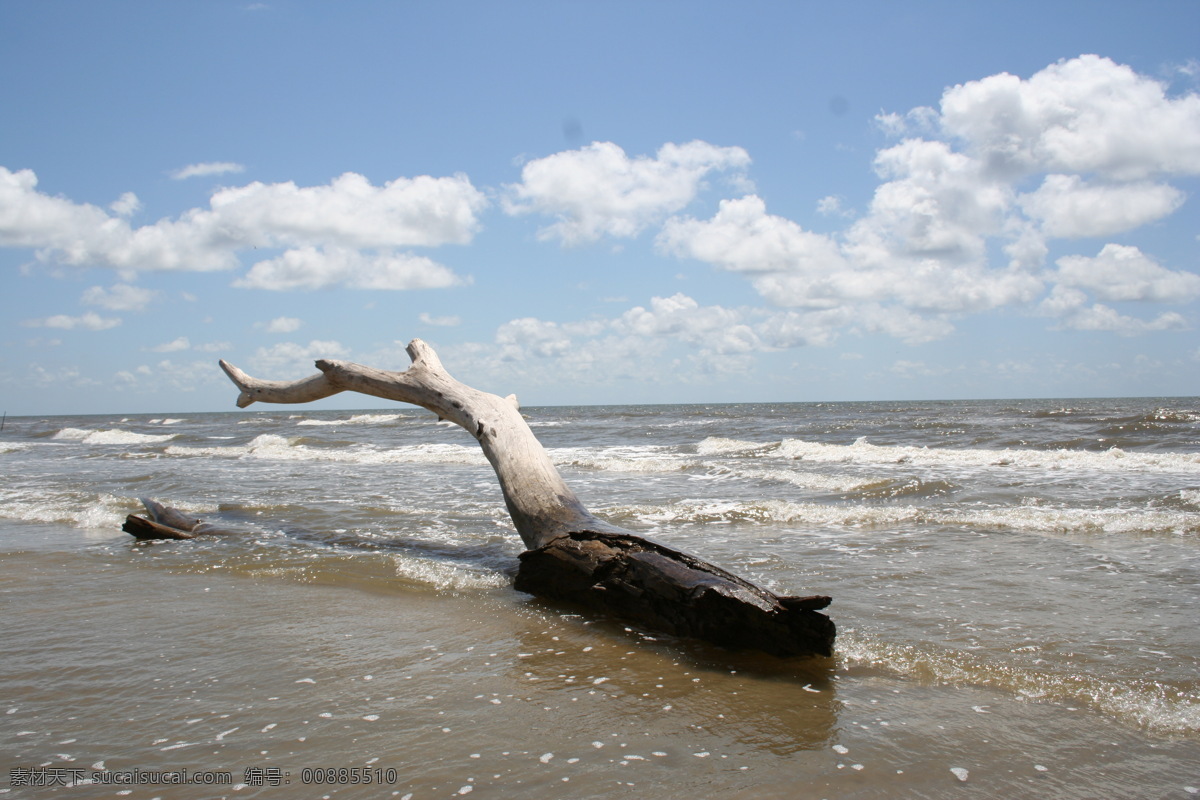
<box><xmin>151</xmin><ymin>339</ymin><xmax>833</xmax><ymax>657</ymax></box>
<box><xmin>123</xmin><ymin>498</ymin><xmax>241</xmax><ymax>539</ymax></box>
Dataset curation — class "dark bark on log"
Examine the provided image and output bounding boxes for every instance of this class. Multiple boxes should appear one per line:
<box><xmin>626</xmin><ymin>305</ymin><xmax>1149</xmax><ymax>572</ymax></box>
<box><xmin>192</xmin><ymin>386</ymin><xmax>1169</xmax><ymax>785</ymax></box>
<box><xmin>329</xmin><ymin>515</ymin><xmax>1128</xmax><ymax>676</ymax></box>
<box><xmin>123</xmin><ymin>514</ymin><xmax>196</xmax><ymax>540</ymax></box>
<box><xmin>204</xmin><ymin>339</ymin><xmax>835</xmax><ymax>658</ymax></box>
<box><xmin>515</xmin><ymin>531</ymin><xmax>834</xmax><ymax>658</ymax></box>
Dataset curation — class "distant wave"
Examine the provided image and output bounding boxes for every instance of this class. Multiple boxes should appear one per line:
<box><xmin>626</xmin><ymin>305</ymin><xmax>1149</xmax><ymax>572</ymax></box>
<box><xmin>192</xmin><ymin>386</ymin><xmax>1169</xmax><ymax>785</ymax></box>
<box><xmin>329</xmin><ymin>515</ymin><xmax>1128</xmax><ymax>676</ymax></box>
<box><xmin>603</xmin><ymin>498</ymin><xmax>1199</xmax><ymax>536</ymax></box>
<box><xmin>695</xmin><ymin>437</ymin><xmax>773</xmax><ymax>455</ymax></box>
<box><xmin>1028</xmin><ymin>407</ymin><xmax>1199</xmax><ymax>424</ymax></box>
<box><xmin>156</xmin><ymin>430</ymin><xmax>1200</xmax><ymax>488</ymax></box>
<box><xmin>695</xmin><ymin>436</ymin><xmax>1200</xmax><ymax>474</ymax></box>
<box><xmin>1147</xmin><ymin>408</ymin><xmax>1200</xmax><ymax>424</ymax></box>
<box><xmin>52</xmin><ymin>428</ymin><xmax>177</xmax><ymax>446</ymax></box>
<box><xmin>604</xmin><ymin>498</ymin><xmax>917</xmax><ymax>528</ymax></box>
<box><xmin>166</xmin><ymin>434</ymin><xmax>489</xmax><ymax>466</ymax></box>
<box><xmin>295</xmin><ymin>413</ymin><xmax>408</xmax><ymax>427</ymax></box>
<box><xmin>1027</xmin><ymin>407</ymin><xmax>1087</xmax><ymax>418</ymax></box>
<box><xmin>553</xmin><ymin>442</ymin><xmax>873</xmax><ymax>492</ymax></box>
<box><xmin>551</xmin><ymin>445</ymin><xmax>685</xmax><ymax>474</ymax></box>
<box><xmin>725</xmin><ymin>466</ymin><xmax>883</xmax><ymax>493</ymax></box>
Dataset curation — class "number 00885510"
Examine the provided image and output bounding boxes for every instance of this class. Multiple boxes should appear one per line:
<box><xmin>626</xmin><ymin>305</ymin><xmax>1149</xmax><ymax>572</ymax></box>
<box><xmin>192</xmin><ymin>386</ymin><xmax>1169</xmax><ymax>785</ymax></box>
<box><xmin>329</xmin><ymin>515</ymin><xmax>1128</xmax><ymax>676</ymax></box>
<box><xmin>299</xmin><ymin>768</ymin><xmax>399</xmax><ymax>785</ymax></box>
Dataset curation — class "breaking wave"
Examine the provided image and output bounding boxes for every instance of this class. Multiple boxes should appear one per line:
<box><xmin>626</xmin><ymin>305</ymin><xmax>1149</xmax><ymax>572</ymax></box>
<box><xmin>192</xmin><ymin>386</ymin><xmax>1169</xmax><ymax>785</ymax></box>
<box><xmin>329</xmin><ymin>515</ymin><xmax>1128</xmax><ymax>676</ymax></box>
<box><xmin>552</xmin><ymin>445</ymin><xmax>685</xmax><ymax>474</ymax></box>
<box><xmin>0</xmin><ymin>490</ymin><xmax>153</xmax><ymax>532</ymax></box>
<box><xmin>52</xmin><ymin>428</ymin><xmax>178</xmax><ymax>446</ymax></box>
<box><xmin>165</xmin><ymin>435</ymin><xmax>489</xmax><ymax>466</ymax></box>
<box><xmin>695</xmin><ymin>436</ymin><xmax>1200</xmax><ymax>474</ymax></box>
<box><xmin>603</xmin><ymin>498</ymin><xmax>1199</xmax><ymax>536</ymax></box>
<box><xmin>695</xmin><ymin>437</ymin><xmax>775</xmax><ymax>456</ymax></box>
<box><xmin>295</xmin><ymin>413</ymin><xmax>408</xmax><ymax>426</ymax></box>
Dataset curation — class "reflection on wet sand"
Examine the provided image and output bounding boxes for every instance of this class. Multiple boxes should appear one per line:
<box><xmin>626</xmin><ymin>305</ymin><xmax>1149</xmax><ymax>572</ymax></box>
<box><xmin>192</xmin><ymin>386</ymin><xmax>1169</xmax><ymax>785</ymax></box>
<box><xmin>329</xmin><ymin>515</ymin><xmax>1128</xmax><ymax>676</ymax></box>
<box><xmin>510</xmin><ymin>606</ymin><xmax>841</xmax><ymax>757</ymax></box>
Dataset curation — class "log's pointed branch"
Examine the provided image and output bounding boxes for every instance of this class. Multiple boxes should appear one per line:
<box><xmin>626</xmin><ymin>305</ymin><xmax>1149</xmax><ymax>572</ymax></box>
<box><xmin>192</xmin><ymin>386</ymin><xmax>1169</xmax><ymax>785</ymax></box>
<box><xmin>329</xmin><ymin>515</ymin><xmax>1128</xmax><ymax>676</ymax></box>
<box><xmin>219</xmin><ymin>359</ymin><xmax>343</xmax><ymax>408</ymax></box>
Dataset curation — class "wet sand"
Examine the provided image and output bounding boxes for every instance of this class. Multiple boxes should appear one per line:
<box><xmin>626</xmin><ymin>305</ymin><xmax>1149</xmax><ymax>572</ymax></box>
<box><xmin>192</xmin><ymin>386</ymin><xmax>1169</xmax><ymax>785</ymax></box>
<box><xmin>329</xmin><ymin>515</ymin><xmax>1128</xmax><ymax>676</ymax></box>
<box><xmin>3</xmin><ymin>527</ymin><xmax>1196</xmax><ymax>799</ymax></box>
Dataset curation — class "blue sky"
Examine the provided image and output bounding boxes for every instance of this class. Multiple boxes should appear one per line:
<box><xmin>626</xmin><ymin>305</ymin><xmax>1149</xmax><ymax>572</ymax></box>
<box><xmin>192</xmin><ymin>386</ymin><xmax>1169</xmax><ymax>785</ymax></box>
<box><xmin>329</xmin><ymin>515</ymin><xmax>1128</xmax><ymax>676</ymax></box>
<box><xmin>2</xmin><ymin>1</ymin><xmax>1199</xmax><ymax>415</ymax></box>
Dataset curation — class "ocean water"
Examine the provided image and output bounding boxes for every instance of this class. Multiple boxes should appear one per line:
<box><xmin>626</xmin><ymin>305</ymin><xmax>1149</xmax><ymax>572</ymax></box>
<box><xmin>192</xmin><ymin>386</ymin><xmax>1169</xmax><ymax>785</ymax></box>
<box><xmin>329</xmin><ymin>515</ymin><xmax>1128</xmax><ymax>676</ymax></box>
<box><xmin>1</xmin><ymin>398</ymin><xmax>1197</xmax><ymax>798</ymax></box>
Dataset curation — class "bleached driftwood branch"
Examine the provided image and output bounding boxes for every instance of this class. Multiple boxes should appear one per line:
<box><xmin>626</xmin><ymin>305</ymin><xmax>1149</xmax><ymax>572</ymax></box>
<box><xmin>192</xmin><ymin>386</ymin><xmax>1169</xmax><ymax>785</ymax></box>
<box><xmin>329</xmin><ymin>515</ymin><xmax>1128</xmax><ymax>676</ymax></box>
<box><xmin>212</xmin><ymin>339</ymin><xmax>835</xmax><ymax>658</ymax></box>
<box><xmin>220</xmin><ymin>339</ymin><xmax>622</xmax><ymax>551</ymax></box>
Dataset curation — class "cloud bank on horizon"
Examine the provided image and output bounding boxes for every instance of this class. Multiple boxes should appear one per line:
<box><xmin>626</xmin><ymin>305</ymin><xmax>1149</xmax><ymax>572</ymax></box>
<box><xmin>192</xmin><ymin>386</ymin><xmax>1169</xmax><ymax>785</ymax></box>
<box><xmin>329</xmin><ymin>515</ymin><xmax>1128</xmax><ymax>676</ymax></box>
<box><xmin>3</xmin><ymin>49</ymin><xmax>1199</xmax><ymax>411</ymax></box>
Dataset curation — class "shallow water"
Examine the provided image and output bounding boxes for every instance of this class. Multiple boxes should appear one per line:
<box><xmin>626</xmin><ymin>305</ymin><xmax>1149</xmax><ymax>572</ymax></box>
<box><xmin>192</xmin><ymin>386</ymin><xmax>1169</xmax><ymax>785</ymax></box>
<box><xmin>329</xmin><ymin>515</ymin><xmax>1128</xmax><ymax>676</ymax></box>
<box><xmin>1</xmin><ymin>399</ymin><xmax>1198</xmax><ymax>798</ymax></box>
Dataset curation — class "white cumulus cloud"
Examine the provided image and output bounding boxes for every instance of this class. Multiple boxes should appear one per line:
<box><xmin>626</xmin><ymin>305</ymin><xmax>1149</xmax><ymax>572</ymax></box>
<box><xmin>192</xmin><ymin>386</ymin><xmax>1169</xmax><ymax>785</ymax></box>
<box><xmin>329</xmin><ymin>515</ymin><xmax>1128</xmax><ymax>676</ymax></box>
<box><xmin>209</xmin><ymin>171</ymin><xmax>485</xmax><ymax>249</ymax></box>
<box><xmin>149</xmin><ymin>337</ymin><xmax>192</xmax><ymax>353</ymax></box>
<box><xmin>659</xmin><ymin>195</ymin><xmax>846</xmax><ymax>278</ymax></box>
<box><xmin>461</xmin><ymin>54</ymin><xmax>1200</xmax><ymax>395</ymax></box>
<box><xmin>614</xmin><ymin>293</ymin><xmax>762</xmax><ymax>355</ymax></box>
<box><xmin>259</xmin><ymin>316</ymin><xmax>303</xmax><ymax>333</ymax></box>
<box><xmin>115</xmin><ymin>359</ymin><xmax>224</xmax><ymax>393</ymax></box>
<box><xmin>505</xmin><ymin>140</ymin><xmax>751</xmax><ymax>244</ymax></box>
<box><xmin>653</xmin><ymin>55</ymin><xmax>1196</xmax><ymax>345</ymax></box>
<box><xmin>850</xmin><ymin>138</ymin><xmax>1012</xmax><ymax>267</ymax></box>
<box><xmin>939</xmin><ymin>54</ymin><xmax>1200</xmax><ymax>180</ymax></box>
<box><xmin>1018</xmin><ymin>175</ymin><xmax>1185</xmax><ymax>238</ymax></box>
<box><xmin>496</xmin><ymin>317</ymin><xmax>606</xmax><ymax>361</ymax></box>
<box><xmin>0</xmin><ymin>166</ymin><xmax>485</xmax><ymax>288</ymax></box>
<box><xmin>248</xmin><ymin>339</ymin><xmax>350</xmax><ymax>378</ymax></box>
<box><xmin>661</xmin><ymin>189</ymin><xmax>1039</xmax><ymax>321</ymax></box>
<box><xmin>169</xmin><ymin>162</ymin><xmax>246</xmax><ymax>180</ymax></box>
<box><xmin>418</xmin><ymin>312</ymin><xmax>461</xmax><ymax>327</ymax></box>
<box><xmin>234</xmin><ymin>246</ymin><xmax>468</xmax><ymax>291</ymax></box>
<box><xmin>109</xmin><ymin>191</ymin><xmax>142</xmax><ymax>217</ymax></box>
<box><xmin>1052</xmin><ymin>244</ymin><xmax>1200</xmax><ymax>302</ymax></box>
<box><xmin>1057</xmin><ymin>303</ymin><xmax>1187</xmax><ymax>335</ymax></box>
<box><xmin>81</xmin><ymin>283</ymin><xmax>158</xmax><ymax>311</ymax></box>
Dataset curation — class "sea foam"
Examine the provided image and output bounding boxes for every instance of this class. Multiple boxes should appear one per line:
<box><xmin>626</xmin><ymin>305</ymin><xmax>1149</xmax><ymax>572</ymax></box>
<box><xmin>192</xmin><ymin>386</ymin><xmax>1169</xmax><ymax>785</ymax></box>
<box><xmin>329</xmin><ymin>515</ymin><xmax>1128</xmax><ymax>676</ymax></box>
<box><xmin>0</xmin><ymin>491</ymin><xmax>137</xmax><ymax>531</ymax></box>
<box><xmin>839</xmin><ymin>629</ymin><xmax>1200</xmax><ymax>736</ymax></box>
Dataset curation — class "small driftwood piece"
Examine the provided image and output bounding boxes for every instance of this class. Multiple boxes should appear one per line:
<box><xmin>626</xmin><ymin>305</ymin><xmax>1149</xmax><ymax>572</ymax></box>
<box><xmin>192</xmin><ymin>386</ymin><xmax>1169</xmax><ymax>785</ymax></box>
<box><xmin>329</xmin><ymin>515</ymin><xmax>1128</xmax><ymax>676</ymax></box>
<box><xmin>213</xmin><ymin>339</ymin><xmax>834</xmax><ymax>658</ymax></box>
<box><xmin>123</xmin><ymin>498</ymin><xmax>238</xmax><ymax>540</ymax></box>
